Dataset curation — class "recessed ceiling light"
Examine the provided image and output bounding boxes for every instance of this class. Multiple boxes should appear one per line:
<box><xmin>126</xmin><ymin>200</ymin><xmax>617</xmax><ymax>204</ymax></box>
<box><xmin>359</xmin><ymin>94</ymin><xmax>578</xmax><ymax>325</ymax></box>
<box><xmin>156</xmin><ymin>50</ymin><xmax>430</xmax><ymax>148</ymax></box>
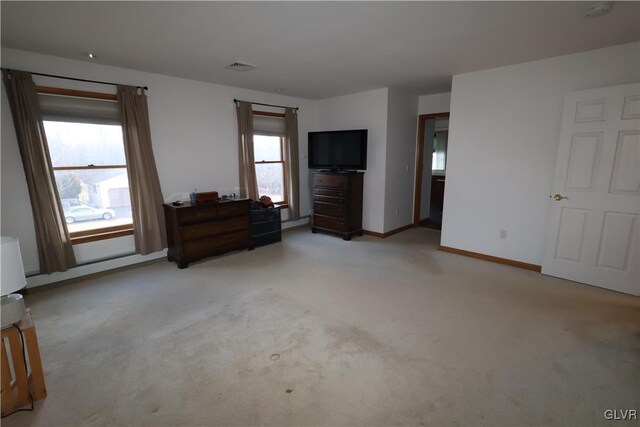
<box><xmin>84</xmin><ymin>52</ymin><xmax>98</xmax><ymax>59</ymax></box>
<box><xmin>584</xmin><ymin>2</ymin><xmax>613</xmax><ymax>18</ymax></box>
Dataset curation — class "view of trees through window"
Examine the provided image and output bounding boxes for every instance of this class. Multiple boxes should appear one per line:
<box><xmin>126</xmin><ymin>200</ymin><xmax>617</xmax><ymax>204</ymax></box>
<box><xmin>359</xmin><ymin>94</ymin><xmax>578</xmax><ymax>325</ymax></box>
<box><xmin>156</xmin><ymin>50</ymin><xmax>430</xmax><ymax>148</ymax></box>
<box><xmin>253</xmin><ymin>134</ymin><xmax>285</xmax><ymax>203</ymax></box>
<box><xmin>43</xmin><ymin>121</ymin><xmax>133</xmax><ymax>234</ymax></box>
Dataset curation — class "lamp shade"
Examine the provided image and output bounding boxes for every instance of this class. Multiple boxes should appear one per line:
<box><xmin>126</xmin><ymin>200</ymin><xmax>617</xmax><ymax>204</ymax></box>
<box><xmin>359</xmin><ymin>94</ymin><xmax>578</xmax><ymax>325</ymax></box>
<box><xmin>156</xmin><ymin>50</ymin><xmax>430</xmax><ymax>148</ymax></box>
<box><xmin>1</xmin><ymin>237</ymin><xmax>27</xmax><ymax>295</ymax></box>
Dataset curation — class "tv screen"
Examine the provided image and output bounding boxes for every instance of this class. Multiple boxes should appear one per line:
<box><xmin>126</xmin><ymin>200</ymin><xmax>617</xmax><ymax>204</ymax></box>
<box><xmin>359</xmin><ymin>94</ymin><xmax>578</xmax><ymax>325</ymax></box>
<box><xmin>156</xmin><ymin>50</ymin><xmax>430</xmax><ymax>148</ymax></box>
<box><xmin>308</xmin><ymin>129</ymin><xmax>367</xmax><ymax>170</ymax></box>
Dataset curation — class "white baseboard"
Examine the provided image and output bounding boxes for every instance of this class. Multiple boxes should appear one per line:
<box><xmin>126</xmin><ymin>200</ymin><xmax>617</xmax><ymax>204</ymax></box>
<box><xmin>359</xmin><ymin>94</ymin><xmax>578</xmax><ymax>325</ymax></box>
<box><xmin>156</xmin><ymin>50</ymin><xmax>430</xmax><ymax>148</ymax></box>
<box><xmin>26</xmin><ymin>218</ymin><xmax>309</xmax><ymax>289</ymax></box>
<box><xmin>26</xmin><ymin>250</ymin><xmax>167</xmax><ymax>289</ymax></box>
<box><xmin>282</xmin><ymin>216</ymin><xmax>310</xmax><ymax>230</ymax></box>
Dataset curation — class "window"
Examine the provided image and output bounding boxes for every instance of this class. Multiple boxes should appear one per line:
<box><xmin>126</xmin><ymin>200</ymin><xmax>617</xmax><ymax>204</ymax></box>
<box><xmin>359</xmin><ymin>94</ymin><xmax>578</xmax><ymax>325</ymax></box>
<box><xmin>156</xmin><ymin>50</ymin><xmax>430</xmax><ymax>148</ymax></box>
<box><xmin>253</xmin><ymin>134</ymin><xmax>287</xmax><ymax>204</ymax></box>
<box><xmin>252</xmin><ymin>112</ymin><xmax>288</xmax><ymax>205</ymax></box>
<box><xmin>432</xmin><ymin>130</ymin><xmax>448</xmax><ymax>172</ymax></box>
<box><xmin>39</xmin><ymin>88</ymin><xmax>133</xmax><ymax>242</ymax></box>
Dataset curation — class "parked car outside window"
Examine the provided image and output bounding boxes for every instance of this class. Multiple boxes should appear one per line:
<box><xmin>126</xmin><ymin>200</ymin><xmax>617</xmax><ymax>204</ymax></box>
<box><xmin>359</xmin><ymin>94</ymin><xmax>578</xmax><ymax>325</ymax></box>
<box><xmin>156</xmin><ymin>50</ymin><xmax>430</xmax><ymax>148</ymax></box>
<box><xmin>64</xmin><ymin>205</ymin><xmax>116</xmax><ymax>224</ymax></box>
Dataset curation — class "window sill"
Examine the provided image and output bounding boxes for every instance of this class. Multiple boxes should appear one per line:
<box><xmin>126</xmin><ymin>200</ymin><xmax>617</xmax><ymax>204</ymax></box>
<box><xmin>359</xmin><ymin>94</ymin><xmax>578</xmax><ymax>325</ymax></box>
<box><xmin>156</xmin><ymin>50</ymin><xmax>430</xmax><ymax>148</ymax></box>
<box><xmin>275</xmin><ymin>202</ymin><xmax>289</xmax><ymax>209</ymax></box>
<box><xmin>70</xmin><ymin>226</ymin><xmax>134</xmax><ymax>245</ymax></box>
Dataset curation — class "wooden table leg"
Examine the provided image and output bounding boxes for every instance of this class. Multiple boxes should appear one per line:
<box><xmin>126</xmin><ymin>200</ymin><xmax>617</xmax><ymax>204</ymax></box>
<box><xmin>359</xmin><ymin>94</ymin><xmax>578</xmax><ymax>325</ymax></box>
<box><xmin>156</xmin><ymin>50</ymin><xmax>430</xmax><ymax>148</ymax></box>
<box><xmin>7</xmin><ymin>332</ymin><xmax>30</xmax><ymax>409</ymax></box>
<box><xmin>23</xmin><ymin>327</ymin><xmax>46</xmax><ymax>400</ymax></box>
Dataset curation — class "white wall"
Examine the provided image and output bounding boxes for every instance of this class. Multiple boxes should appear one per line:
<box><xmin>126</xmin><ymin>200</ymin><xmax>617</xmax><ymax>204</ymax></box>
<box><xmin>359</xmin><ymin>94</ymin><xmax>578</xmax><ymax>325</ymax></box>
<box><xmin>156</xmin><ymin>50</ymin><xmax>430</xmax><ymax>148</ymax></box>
<box><xmin>1</xmin><ymin>48</ymin><xmax>316</xmax><ymax>279</ymax></box>
<box><xmin>384</xmin><ymin>88</ymin><xmax>418</xmax><ymax>231</ymax></box>
<box><xmin>443</xmin><ymin>42</ymin><xmax>640</xmax><ymax>265</ymax></box>
<box><xmin>418</xmin><ymin>92</ymin><xmax>451</xmax><ymax>115</ymax></box>
<box><xmin>315</xmin><ymin>88</ymin><xmax>389</xmax><ymax>233</ymax></box>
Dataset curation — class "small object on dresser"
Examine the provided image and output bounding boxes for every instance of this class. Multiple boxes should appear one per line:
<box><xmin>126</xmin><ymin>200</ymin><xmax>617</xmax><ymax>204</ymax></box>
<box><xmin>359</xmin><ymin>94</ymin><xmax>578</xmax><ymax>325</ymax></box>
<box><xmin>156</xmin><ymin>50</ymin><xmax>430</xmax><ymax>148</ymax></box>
<box><xmin>251</xmin><ymin>196</ymin><xmax>275</xmax><ymax>210</ymax></box>
<box><xmin>190</xmin><ymin>189</ymin><xmax>198</xmax><ymax>204</ymax></box>
<box><xmin>171</xmin><ymin>201</ymin><xmax>183</xmax><ymax>206</ymax></box>
<box><xmin>196</xmin><ymin>191</ymin><xmax>219</xmax><ymax>204</ymax></box>
<box><xmin>259</xmin><ymin>195</ymin><xmax>274</xmax><ymax>207</ymax></box>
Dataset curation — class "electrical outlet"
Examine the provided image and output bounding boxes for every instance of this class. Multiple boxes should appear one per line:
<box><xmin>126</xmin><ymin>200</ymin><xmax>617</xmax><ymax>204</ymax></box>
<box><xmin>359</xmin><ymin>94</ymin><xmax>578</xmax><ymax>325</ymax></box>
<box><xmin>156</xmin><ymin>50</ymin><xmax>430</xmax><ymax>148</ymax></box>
<box><xmin>500</xmin><ymin>229</ymin><xmax>508</xmax><ymax>239</ymax></box>
<box><xmin>395</xmin><ymin>208</ymin><xmax>399</xmax><ymax>216</ymax></box>
<box><xmin>405</xmin><ymin>164</ymin><xmax>409</xmax><ymax>173</ymax></box>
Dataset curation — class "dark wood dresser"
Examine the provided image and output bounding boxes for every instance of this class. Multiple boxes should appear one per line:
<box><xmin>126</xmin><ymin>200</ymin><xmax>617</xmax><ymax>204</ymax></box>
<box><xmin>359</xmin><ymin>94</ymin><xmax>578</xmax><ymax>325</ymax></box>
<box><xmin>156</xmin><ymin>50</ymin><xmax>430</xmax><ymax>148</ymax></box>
<box><xmin>311</xmin><ymin>171</ymin><xmax>364</xmax><ymax>240</ymax></box>
<box><xmin>251</xmin><ymin>206</ymin><xmax>282</xmax><ymax>247</ymax></box>
<box><xmin>163</xmin><ymin>198</ymin><xmax>253</xmax><ymax>268</ymax></box>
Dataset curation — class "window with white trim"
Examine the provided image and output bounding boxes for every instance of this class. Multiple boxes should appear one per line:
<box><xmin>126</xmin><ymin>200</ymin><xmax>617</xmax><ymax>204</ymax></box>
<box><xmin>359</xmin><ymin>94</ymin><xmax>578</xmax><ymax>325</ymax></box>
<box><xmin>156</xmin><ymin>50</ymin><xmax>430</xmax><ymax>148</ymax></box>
<box><xmin>39</xmin><ymin>89</ymin><xmax>134</xmax><ymax>240</ymax></box>
<box><xmin>253</xmin><ymin>113</ymin><xmax>287</xmax><ymax>204</ymax></box>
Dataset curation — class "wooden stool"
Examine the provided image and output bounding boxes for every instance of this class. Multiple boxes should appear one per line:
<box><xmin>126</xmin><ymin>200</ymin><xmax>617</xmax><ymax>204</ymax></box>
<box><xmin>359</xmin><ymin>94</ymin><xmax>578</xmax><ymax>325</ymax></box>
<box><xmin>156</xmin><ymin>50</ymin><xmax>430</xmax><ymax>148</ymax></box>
<box><xmin>1</xmin><ymin>309</ymin><xmax>46</xmax><ymax>416</ymax></box>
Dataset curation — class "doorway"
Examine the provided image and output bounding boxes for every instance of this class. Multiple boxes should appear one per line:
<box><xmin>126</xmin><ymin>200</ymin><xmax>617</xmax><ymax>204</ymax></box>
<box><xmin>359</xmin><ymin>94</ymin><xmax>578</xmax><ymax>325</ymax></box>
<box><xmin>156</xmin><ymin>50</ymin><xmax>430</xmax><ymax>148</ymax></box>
<box><xmin>413</xmin><ymin>113</ymin><xmax>450</xmax><ymax>230</ymax></box>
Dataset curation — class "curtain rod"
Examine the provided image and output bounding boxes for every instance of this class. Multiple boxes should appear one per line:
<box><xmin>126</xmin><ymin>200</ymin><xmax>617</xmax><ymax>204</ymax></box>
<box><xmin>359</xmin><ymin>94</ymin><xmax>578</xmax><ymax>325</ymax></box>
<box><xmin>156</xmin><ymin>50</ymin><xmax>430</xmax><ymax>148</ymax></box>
<box><xmin>234</xmin><ymin>99</ymin><xmax>298</xmax><ymax>111</ymax></box>
<box><xmin>2</xmin><ymin>68</ymin><xmax>148</xmax><ymax>91</ymax></box>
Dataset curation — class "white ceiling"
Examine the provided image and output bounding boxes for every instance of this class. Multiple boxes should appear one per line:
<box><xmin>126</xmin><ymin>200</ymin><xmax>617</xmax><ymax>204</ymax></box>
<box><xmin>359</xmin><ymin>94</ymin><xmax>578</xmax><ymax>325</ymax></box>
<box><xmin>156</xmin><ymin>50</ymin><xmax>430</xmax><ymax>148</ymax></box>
<box><xmin>2</xmin><ymin>2</ymin><xmax>639</xmax><ymax>99</ymax></box>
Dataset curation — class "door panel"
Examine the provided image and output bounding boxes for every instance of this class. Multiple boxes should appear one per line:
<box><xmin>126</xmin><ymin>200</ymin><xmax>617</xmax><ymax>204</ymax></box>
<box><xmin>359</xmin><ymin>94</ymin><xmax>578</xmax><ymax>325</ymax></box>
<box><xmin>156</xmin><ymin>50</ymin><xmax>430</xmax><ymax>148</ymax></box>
<box><xmin>554</xmin><ymin>208</ymin><xmax>588</xmax><ymax>261</ymax></box>
<box><xmin>622</xmin><ymin>95</ymin><xmax>640</xmax><ymax>119</ymax></box>
<box><xmin>596</xmin><ymin>212</ymin><xmax>636</xmax><ymax>270</ymax></box>
<box><xmin>609</xmin><ymin>131</ymin><xmax>640</xmax><ymax>194</ymax></box>
<box><xmin>574</xmin><ymin>99</ymin><xmax>607</xmax><ymax>122</ymax></box>
<box><xmin>565</xmin><ymin>133</ymin><xmax>602</xmax><ymax>191</ymax></box>
<box><xmin>542</xmin><ymin>83</ymin><xmax>640</xmax><ymax>296</ymax></box>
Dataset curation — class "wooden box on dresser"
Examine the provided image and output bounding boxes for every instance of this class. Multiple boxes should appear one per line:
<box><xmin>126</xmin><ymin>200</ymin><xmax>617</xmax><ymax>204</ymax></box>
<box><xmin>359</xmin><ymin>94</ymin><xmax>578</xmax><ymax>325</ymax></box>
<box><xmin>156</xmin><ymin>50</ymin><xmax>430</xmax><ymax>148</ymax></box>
<box><xmin>164</xmin><ymin>198</ymin><xmax>253</xmax><ymax>269</ymax></box>
<box><xmin>311</xmin><ymin>171</ymin><xmax>364</xmax><ymax>240</ymax></box>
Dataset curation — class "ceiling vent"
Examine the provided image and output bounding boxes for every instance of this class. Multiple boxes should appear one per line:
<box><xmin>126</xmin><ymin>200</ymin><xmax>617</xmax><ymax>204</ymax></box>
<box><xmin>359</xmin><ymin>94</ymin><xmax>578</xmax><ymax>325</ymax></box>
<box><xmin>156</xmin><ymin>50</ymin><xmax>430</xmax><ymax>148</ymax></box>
<box><xmin>225</xmin><ymin>61</ymin><xmax>257</xmax><ymax>72</ymax></box>
<box><xmin>584</xmin><ymin>2</ymin><xmax>613</xmax><ymax>18</ymax></box>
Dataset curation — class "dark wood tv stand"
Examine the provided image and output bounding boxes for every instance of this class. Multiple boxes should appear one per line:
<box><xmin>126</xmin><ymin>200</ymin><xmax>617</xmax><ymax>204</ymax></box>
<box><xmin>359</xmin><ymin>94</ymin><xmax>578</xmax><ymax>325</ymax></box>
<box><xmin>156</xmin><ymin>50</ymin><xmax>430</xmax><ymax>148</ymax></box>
<box><xmin>311</xmin><ymin>171</ymin><xmax>364</xmax><ymax>240</ymax></box>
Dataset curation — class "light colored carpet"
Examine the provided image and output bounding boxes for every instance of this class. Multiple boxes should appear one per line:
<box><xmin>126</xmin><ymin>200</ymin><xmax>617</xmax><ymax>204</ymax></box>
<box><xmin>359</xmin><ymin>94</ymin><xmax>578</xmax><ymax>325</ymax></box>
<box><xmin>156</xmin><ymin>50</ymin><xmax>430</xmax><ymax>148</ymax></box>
<box><xmin>5</xmin><ymin>227</ymin><xmax>639</xmax><ymax>426</ymax></box>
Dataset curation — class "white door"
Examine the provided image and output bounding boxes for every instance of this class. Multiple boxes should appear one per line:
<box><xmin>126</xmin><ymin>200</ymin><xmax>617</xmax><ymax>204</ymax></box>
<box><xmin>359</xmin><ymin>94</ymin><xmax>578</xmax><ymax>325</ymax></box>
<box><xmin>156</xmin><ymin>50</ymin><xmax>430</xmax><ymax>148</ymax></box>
<box><xmin>542</xmin><ymin>83</ymin><xmax>640</xmax><ymax>296</ymax></box>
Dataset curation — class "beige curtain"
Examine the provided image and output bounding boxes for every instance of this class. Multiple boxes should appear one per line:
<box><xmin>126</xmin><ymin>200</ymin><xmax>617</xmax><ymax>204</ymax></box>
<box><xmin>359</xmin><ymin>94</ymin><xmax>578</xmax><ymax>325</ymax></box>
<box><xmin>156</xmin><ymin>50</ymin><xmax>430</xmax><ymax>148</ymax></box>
<box><xmin>2</xmin><ymin>69</ymin><xmax>76</xmax><ymax>273</ymax></box>
<box><xmin>284</xmin><ymin>108</ymin><xmax>300</xmax><ymax>220</ymax></box>
<box><xmin>117</xmin><ymin>85</ymin><xmax>166</xmax><ymax>254</ymax></box>
<box><xmin>236</xmin><ymin>101</ymin><xmax>259</xmax><ymax>200</ymax></box>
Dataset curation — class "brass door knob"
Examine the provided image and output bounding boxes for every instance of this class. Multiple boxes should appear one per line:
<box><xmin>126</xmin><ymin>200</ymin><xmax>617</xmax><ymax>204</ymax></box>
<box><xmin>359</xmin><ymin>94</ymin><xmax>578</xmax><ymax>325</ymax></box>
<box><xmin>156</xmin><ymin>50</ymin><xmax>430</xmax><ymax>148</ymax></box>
<box><xmin>552</xmin><ymin>194</ymin><xmax>568</xmax><ymax>201</ymax></box>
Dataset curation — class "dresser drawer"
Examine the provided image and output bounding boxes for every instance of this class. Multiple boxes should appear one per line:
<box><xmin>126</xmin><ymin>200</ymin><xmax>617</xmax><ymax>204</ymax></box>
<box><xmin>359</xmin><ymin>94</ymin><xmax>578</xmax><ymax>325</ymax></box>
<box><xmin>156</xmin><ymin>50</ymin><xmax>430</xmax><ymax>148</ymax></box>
<box><xmin>177</xmin><ymin>205</ymin><xmax>217</xmax><ymax>225</ymax></box>
<box><xmin>314</xmin><ymin>202</ymin><xmax>347</xmax><ymax>218</ymax></box>
<box><xmin>253</xmin><ymin>231</ymin><xmax>282</xmax><ymax>247</ymax></box>
<box><xmin>183</xmin><ymin>230</ymin><xmax>249</xmax><ymax>259</ymax></box>
<box><xmin>314</xmin><ymin>214</ymin><xmax>348</xmax><ymax>232</ymax></box>
<box><xmin>251</xmin><ymin>219</ymin><xmax>281</xmax><ymax>236</ymax></box>
<box><xmin>314</xmin><ymin>195</ymin><xmax>346</xmax><ymax>205</ymax></box>
<box><xmin>314</xmin><ymin>188</ymin><xmax>347</xmax><ymax>198</ymax></box>
<box><xmin>251</xmin><ymin>207</ymin><xmax>281</xmax><ymax>222</ymax></box>
<box><xmin>218</xmin><ymin>201</ymin><xmax>249</xmax><ymax>218</ymax></box>
<box><xmin>313</xmin><ymin>174</ymin><xmax>348</xmax><ymax>190</ymax></box>
<box><xmin>180</xmin><ymin>216</ymin><xmax>249</xmax><ymax>241</ymax></box>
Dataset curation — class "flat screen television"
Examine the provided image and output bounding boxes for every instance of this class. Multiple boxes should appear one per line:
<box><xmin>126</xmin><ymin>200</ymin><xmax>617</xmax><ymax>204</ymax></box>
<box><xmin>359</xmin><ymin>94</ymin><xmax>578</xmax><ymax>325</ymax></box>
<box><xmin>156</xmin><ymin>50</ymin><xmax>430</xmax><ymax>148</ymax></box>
<box><xmin>308</xmin><ymin>129</ymin><xmax>367</xmax><ymax>170</ymax></box>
